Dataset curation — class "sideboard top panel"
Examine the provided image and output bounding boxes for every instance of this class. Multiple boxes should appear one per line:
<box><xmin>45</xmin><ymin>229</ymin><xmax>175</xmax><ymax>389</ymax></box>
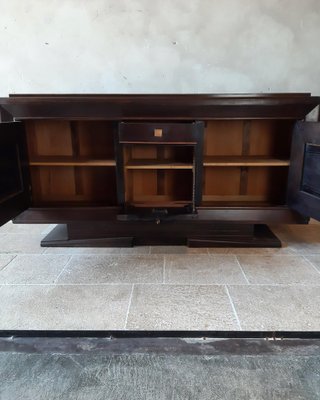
<box><xmin>0</xmin><ymin>93</ymin><xmax>319</xmax><ymax>120</ymax></box>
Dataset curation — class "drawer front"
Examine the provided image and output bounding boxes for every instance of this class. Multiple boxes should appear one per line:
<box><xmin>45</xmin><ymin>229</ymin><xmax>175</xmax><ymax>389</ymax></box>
<box><xmin>119</xmin><ymin>122</ymin><xmax>201</xmax><ymax>144</ymax></box>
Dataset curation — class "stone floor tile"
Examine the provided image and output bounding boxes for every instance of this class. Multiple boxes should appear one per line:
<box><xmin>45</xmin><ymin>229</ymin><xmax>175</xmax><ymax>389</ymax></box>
<box><xmin>0</xmin><ymin>345</ymin><xmax>319</xmax><ymax>400</ymax></box>
<box><xmin>228</xmin><ymin>285</ymin><xmax>320</xmax><ymax>331</ymax></box>
<box><xmin>57</xmin><ymin>255</ymin><xmax>163</xmax><ymax>284</ymax></box>
<box><xmin>0</xmin><ymin>255</ymin><xmax>16</xmax><ymax>271</ymax></box>
<box><xmin>0</xmin><ymin>222</ymin><xmax>51</xmax><ymax>235</ymax></box>
<box><xmin>272</xmin><ymin>225</ymin><xmax>320</xmax><ymax>254</ymax></box>
<box><xmin>0</xmin><ymin>255</ymin><xmax>70</xmax><ymax>284</ymax></box>
<box><xmin>303</xmin><ymin>255</ymin><xmax>320</xmax><ymax>273</ymax></box>
<box><xmin>208</xmin><ymin>247</ymin><xmax>295</xmax><ymax>255</ymax></box>
<box><xmin>0</xmin><ymin>284</ymin><xmax>132</xmax><ymax>330</ymax></box>
<box><xmin>237</xmin><ymin>255</ymin><xmax>320</xmax><ymax>284</ymax></box>
<box><xmin>43</xmin><ymin>246</ymin><xmax>150</xmax><ymax>255</ymax></box>
<box><xmin>165</xmin><ymin>255</ymin><xmax>247</xmax><ymax>284</ymax></box>
<box><xmin>126</xmin><ymin>284</ymin><xmax>238</xmax><ymax>330</ymax></box>
<box><xmin>150</xmin><ymin>246</ymin><xmax>208</xmax><ymax>254</ymax></box>
<box><xmin>0</xmin><ymin>234</ymin><xmax>45</xmax><ymax>254</ymax></box>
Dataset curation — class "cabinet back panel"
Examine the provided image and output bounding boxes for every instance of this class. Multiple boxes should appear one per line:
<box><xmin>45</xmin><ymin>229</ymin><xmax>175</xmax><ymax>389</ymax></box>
<box><xmin>30</xmin><ymin>166</ymin><xmax>117</xmax><ymax>206</ymax></box>
<box><xmin>249</xmin><ymin>120</ymin><xmax>294</xmax><ymax>157</ymax></box>
<box><xmin>130</xmin><ymin>145</ymin><xmax>157</xmax><ymax>160</ymax></box>
<box><xmin>204</xmin><ymin>121</ymin><xmax>243</xmax><ymax>156</ymax></box>
<box><xmin>204</xmin><ymin>120</ymin><xmax>294</xmax><ymax>158</ymax></box>
<box><xmin>202</xmin><ymin>166</ymin><xmax>288</xmax><ymax>204</ymax></box>
<box><xmin>26</xmin><ymin>120</ymin><xmax>115</xmax><ymax>159</ymax></box>
<box><xmin>76</xmin><ymin>121</ymin><xmax>115</xmax><ymax>159</ymax></box>
<box><xmin>203</xmin><ymin>167</ymin><xmax>241</xmax><ymax>196</ymax></box>
<box><xmin>126</xmin><ymin>169</ymin><xmax>192</xmax><ymax>204</ymax></box>
<box><xmin>247</xmin><ymin>167</ymin><xmax>288</xmax><ymax>203</ymax></box>
<box><xmin>26</xmin><ymin>120</ymin><xmax>73</xmax><ymax>157</ymax></box>
<box><xmin>128</xmin><ymin>145</ymin><xmax>193</xmax><ymax>163</ymax></box>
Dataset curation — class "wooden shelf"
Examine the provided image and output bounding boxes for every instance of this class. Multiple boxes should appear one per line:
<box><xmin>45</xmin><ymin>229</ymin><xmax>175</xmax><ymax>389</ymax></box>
<box><xmin>130</xmin><ymin>200</ymin><xmax>191</xmax><ymax>207</ymax></box>
<box><xmin>125</xmin><ymin>159</ymin><xmax>193</xmax><ymax>170</ymax></box>
<box><xmin>203</xmin><ymin>156</ymin><xmax>290</xmax><ymax>167</ymax></box>
<box><xmin>29</xmin><ymin>157</ymin><xmax>116</xmax><ymax>167</ymax></box>
<box><xmin>200</xmin><ymin>201</ymin><xmax>284</xmax><ymax>207</ymax></box>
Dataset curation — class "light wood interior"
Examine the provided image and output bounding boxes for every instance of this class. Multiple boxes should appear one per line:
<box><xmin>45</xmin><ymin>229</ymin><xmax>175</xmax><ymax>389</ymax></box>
<box><xmin>26</xmin><ymin>120</ymin><xmax>117</xmax><ymax>206</ymax></box>
<box><xmin>202</xmin><ymin>120</ymin><xmax>294</xmax><ymax>206</ymax></box>
<box><xmin>25</xmin><ymin>119</ymin><xmax>294</xmax><ymax>208</ymax></box>
<box><xmin>124</xmin><ymin>169</ymin><xmax>193</xmax><ymax>206</ymax></box>
<box><xmin>123</xmin><ymin>144</ymin><xmax>194</xmax><ymax>206</ymax></box>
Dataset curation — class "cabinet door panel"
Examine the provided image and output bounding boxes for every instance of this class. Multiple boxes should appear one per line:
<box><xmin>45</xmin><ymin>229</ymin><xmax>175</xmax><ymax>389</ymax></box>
<box><xmin>0</xmin><ymin>122</ymin><xmax>30</xmax><ymax>226</ymax></box>
<box><xmin>287</xmin><ymin>121</ymin><xmax>320</xmax><ymax>220</ymax></box>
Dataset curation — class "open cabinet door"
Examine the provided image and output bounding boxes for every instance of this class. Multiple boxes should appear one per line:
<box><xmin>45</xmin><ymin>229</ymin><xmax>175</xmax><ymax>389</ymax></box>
<box><xmin>287</xmin><ymin>121</ymin><xmax>320</xmax><ymax>220</ymax></box>
<box><xmin>0</xmin><ymin>122</ymin><xmax>30</xmax><ymax>226</ymax></box>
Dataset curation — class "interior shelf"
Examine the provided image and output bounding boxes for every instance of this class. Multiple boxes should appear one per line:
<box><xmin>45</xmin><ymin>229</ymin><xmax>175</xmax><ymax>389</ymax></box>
<box><xmin>29</xmin><ymin>157</ymin><xmax>116</xmax><ymax>167</ymax></box>
<box><xmin>125</xmin><ymin>159</ymin><xmax>193</xmax><ymax>170</ymax></box>
<box><xmin>203</xmin><ymin>156</ymin><xmax>290</xmax><ymax>167</ymax></box>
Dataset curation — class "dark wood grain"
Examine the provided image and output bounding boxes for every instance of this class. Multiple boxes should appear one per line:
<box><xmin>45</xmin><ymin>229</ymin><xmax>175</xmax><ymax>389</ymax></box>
<box><xmin>1</xmin><ymin>93</ymin><xmax>319</xmax><ymax>247</ymax></box>
<box><xmin>287</xmin><ymin>121</ymin><xmax>320</xmax><ymax>219</ymax></box>
<box><xmin>0</xmin><ymin>122</ymin><xmax>31</xmax><ymax>225</ymax></box>
<box><xmin>1</xmin><ymin>93</ymin><xmax>319</xmax><ymax>120</ymax></box>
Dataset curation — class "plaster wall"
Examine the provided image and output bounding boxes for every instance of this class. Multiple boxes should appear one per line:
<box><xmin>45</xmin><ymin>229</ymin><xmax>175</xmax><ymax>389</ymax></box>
<box><xmin>0</xmin><ymin>0</ymin><xmax>319</xmax><ymax>95</ymax></box>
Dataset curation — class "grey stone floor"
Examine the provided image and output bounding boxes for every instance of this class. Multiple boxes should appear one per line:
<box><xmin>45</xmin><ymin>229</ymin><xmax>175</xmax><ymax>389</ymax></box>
<box><xmin>0</xmin><ymin>337</ymin><xmax>319</xmax><ymax>400</ymax></box>
<box><xmin>0</xmin><ymin>221</ymin><xmax>319</xmax><ymax>330</ymax></box>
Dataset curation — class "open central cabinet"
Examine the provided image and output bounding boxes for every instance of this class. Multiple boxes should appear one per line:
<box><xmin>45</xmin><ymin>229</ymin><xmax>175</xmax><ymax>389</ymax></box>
<box><xmin>0</xmin><ymin>93</ymin><xmax>319</xmax><ymax>247</ymax></box>
<box><xmin>115</xmin><ymin>122</ymin><xmax>204</xmax><ymax>219</ymax></box>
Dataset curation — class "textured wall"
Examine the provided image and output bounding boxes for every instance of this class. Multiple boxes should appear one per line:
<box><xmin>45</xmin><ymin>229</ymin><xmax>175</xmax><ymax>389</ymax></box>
<box><xmin>0</xmin><ymin>0</ymin><xmax>320</xmax><ymax>95</ymax></box>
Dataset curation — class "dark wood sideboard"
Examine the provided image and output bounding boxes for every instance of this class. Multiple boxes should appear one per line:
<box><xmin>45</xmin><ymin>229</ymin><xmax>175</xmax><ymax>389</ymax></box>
<box><xmin>1</xmin><ymin>93</ymin><xmax>320</xmax><ymax>247</ymax></box>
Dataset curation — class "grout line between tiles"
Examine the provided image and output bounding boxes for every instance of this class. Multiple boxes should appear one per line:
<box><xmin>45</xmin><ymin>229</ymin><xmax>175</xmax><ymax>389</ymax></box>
<box><xmin>124</xmin><ymin>284</ymin><xmax>135</xmax><ymax>329</ymax></box>
<box><xmin>235</xmin><ymin>256</ymin><xmax>250</xmax><ymax>284</ymax></box>
<box><xmin>225</xmin><ymin>285</ymin><xmax>242</xmax><ymax>331</ymax></box>
<box><xmin>1</xmin><ymin>282</ymin><xmax>320</xmax><ymax>287</ymax></box>
<box><xmin>0</xmin><ymin>254</ymin><xmax>18</xmax><ymax>273</ymax></box>
<box><xmin>302</xmin><ymin>255</ymin><xmax>320</xmax><ymax>276</ymax></box>
<box><xmin>53</xmin><ymin>256</ymin><xmax>73</xmax><ymax>284</ymax></box>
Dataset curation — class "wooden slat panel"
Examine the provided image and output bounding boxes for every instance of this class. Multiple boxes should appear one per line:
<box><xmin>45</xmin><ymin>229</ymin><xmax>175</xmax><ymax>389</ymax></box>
<box><xmin>249</xmin><ymin>120</ymin><xmax>294</xmax><ymax>157</ymax></box>
<box><xmin>203</xmin><ymin>167</ymin><xmax>241</xmax><ymax>196</ymax></box>
<box><xmin>204</xmin><ymin>121</ymin><xmax>243</xmax><ymax>156</ymax></box>
<box><xmin>127</xmin><ymin>170</ymin><xmax>192</xmax><ymax>203</ymax></box>
<box><xmin>30</xmin><ymin>166</ymin><xmax>117</xmax><ymax>205</ymax></box>
<box><xmin>247</xmin><ymin>167</ymin><xmax>288</xmax><ymax>203</ymax></box>
<box><xmin>77</xmin><ymin>121</ymin><xmax>115</xmax><ymax>158</ymax></box>
<box><xmin>26</xmin><ymin>120</ymin><xmax>72</xmax><ymax>157</ymax></box>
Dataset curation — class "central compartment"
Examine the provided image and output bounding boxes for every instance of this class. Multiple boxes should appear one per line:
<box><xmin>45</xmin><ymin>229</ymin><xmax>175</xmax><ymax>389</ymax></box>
<box><xmin>116</xmin><ymin>122</ymin><xmax>204</xmax><ymax>213</ymax></box>
<box><xmin>123</xmin><ymin>145</ymin><xmax>194</xmax><ymax>207</ymax></box>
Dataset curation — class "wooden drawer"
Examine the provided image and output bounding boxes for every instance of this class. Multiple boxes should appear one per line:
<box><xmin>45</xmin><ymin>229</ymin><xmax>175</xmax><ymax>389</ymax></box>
<box><xmin>118</xmin><ymin>122</ymin><xmax>202</xmax><ymax>145</ymax></box>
